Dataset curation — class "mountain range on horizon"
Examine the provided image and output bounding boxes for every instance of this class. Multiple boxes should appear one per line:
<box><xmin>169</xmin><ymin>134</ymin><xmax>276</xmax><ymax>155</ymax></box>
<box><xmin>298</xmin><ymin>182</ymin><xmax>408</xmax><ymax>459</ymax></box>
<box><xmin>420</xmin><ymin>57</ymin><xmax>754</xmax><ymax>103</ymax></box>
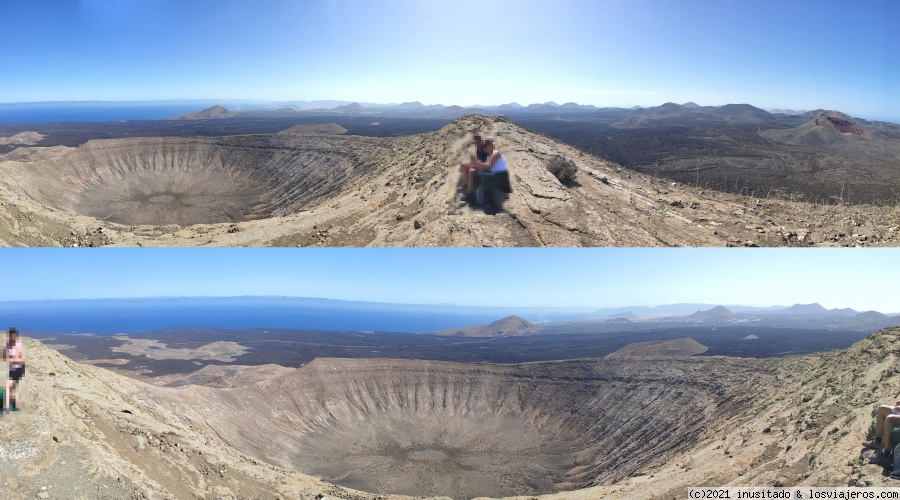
<box><xmin>592</xmin><ymin>301</ymin><xmax>898</xmax><ymax>318</ymax></box>
<box><xmin>150</xmin><ymin>101</ymin><xmax>900</xmax><ymax>133</ymax></box>
<box><xmin>1</xmin><ymin>295</ymin><xmax>896</xmax><ymax>318</ymax></box>
<box><xmin>5</xmin><ymin>99</ymin><xmax>896</xmax><ymax>125</ymax></box>
<box><xmin>2</xmin><ymin>294</ymin><xmax>898</xmax><ymax>340</ymax></box>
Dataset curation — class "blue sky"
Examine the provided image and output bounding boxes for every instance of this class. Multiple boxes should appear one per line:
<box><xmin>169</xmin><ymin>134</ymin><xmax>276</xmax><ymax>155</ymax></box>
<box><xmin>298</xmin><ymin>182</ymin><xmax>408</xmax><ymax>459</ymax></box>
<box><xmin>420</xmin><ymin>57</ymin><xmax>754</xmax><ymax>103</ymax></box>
<box><xmin>1</xmin><ymin>0</ymin><xmax>897</xmax><ymax>121</ymax></box>
<box><xmin>1</xmin><ymin>248</ymin><xmax>897</xmax><ymax>312</ymax></box>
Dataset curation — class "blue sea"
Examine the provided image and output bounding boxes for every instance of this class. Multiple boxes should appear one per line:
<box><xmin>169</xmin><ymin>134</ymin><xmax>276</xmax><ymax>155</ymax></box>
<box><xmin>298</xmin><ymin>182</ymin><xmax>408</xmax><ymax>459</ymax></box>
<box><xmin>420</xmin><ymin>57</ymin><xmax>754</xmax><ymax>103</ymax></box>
<box><xmin>0</xmin><ymin>102</ymin><xmax>223</xmax><ymax>124</ymax></box>
<box><xmin>0</xmin><ymin>297</ymin><xmax>587</xmax><ymax>335</ymax></box>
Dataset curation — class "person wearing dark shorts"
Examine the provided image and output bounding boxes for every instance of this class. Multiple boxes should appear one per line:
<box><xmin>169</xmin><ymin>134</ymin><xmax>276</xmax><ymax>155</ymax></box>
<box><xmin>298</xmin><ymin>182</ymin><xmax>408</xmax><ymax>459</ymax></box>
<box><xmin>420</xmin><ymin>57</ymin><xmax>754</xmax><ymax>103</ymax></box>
<box><xmin>9</xmin><ymin>365</ymin><xmax>24</xmax><ymax>382</ymax></box>
<box><xmin>4</xmin><ymin>327</ymin><xmax>25</xmax><ymax>413</ymax></box>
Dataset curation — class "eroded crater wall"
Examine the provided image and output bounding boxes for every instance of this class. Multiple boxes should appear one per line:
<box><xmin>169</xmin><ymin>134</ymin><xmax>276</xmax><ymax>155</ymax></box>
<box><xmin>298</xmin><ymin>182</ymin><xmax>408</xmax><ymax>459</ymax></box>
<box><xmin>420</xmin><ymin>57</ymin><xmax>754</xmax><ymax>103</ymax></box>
<box><xmin>162</xmin><ymin>357</ymin><xmax>775</xmax><ymax>498</ymax></box>
<box><xmin>3</xmin><ymin>135</ymin><xmax>377</xmax><ymax>225</ymax></box>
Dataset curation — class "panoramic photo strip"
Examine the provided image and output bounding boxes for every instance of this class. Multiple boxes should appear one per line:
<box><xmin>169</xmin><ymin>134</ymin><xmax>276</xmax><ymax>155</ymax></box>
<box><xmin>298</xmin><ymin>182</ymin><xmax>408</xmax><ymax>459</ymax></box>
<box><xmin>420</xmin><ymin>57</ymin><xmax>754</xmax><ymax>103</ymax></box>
<box><xmin>1</xmin><ymin>0</ymin><xmax>899</xmax><ymax>498</ymax></box>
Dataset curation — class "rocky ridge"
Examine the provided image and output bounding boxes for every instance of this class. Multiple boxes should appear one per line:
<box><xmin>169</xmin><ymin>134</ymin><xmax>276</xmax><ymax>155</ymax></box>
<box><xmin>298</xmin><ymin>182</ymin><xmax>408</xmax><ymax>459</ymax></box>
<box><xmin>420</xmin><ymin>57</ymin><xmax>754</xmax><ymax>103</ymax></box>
<box><xmin>0</xmin><ymin>339</ymin><xmax>363</xmax><ymax>500</ymax></box>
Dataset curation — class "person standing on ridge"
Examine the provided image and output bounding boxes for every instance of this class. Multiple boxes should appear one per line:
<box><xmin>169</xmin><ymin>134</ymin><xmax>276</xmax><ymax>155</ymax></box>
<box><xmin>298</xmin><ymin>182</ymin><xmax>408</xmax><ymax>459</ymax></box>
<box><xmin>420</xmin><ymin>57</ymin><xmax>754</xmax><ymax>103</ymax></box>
<box><xmin>3</xmin><ymin>327</ymin><xmax>26</xmax><ymax>413</ymax></box>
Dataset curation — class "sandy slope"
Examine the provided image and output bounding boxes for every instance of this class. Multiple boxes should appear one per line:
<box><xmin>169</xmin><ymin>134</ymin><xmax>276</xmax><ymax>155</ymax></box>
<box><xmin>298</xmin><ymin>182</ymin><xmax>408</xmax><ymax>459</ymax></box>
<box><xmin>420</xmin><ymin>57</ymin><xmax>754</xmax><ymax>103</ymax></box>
<box><xmin>0</xmin><ymin>339</ymin><xmax>402</xmax><ymax>500</ymax></box>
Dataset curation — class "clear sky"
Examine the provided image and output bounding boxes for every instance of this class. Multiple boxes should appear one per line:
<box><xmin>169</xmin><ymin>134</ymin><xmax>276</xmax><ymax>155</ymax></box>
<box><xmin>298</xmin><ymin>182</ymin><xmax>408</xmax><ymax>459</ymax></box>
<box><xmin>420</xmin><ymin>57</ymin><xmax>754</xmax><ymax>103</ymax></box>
<box><xmin>1</xmin><ymin>0</ymin><xmax>897</xmax><ymax>121</ymax></box>
<box><xmin>1</xmin><ymin>248</ymin><xmax>897</xmax><ymax>312</ymax></box>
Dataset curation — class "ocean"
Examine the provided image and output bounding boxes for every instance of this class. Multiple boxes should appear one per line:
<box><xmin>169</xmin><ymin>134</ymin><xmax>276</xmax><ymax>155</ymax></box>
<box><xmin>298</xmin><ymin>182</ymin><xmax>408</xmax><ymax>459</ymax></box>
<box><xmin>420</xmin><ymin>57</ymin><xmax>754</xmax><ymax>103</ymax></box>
<box><xmin>0</xmin><ymin>102</ymin><xmax>222</xmax><ymax>124</ymax></box>
<box><xmin>0</xmin><ymin>297</ymin><xmax>585</xmax><ymax>335</ymax></box>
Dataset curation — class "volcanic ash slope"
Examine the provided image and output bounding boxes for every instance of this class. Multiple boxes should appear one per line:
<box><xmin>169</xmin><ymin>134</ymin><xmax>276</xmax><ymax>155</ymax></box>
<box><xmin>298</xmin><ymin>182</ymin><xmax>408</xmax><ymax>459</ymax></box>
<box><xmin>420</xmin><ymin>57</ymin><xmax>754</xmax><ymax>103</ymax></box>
<box><xmin>2</xmin><ymin>115</ymin><xmax>899</xmax><ymax>246</ymax></box>
<box><xmin>0</xmin><ymin>339</ymin><xmax>362</xmax><ymax>500</ymax></box>
<box><xmin>7</xmin><ymin>328</ymin><xmax>900</xmax><ymax>498</ymax></box>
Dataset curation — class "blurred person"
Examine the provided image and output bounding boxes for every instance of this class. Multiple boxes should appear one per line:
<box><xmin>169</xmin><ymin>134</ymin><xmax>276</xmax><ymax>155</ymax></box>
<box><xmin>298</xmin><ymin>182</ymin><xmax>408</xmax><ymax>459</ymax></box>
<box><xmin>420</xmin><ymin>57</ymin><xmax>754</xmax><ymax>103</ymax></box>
<box><xmin>4</xmin><ymin>327</ymin><xmax>25</xmax><ymax>413</ymax></box>
<box><xmin>462</xmin><ymin>140</ymin><xmax>509</xmax><ymax>202</ymax></box>
<box><xmin>459</xmin><ymin>134</ymin><xmax>488</xmax><ymax>200</ymax></box>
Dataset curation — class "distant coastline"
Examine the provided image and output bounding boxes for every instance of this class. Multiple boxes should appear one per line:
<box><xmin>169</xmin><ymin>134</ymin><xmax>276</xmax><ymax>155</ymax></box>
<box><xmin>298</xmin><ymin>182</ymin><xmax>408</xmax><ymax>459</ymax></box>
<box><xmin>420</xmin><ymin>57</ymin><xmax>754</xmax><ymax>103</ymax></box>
<box><xmin>0</xmin><ymin>296</ymin><xmax>590</xmax><ymax>334</ymax></box>
<box><xmin>0</xmin><ymin>102</ymin><xmax>220</xmax><ymax>124</ymax></box>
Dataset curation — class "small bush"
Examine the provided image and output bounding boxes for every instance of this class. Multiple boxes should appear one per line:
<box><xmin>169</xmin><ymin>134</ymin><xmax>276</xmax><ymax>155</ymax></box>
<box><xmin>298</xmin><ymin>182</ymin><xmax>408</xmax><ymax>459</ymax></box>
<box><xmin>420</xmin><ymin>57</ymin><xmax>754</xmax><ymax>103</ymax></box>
<box><xmin>757</xmin><ymin>234</ymin><xmax>784</xmax><ymax>247</ymax></box>
<box><xmin>547</xmin><ymin>155</ymin><xmax>577</xmax><ymax>185</ymax></box>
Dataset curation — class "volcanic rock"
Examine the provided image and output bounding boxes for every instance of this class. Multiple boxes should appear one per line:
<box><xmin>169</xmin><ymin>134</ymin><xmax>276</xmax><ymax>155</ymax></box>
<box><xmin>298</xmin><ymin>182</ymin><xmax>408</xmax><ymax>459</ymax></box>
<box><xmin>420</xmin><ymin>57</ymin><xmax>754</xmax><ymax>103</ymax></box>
<box><xmin>814</xmin><ymin>115</ymin><xmax>868</xmax><ymax>136</ymax></box>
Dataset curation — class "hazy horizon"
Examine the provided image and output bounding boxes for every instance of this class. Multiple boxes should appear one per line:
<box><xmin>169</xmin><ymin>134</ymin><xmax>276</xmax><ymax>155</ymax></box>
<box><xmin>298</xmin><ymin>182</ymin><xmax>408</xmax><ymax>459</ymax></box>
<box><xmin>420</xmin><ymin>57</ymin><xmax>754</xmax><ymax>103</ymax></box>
<box><xmin>2</xmin><ymin>0</ymin><xmax>896</xmax><ymax>122</ymax></box>
<box><xmin>0</xmin><ymin>295</ymin><xmax>894</xmax><ymax>316</ymax></box>
<box><xmin>2</xmin><ymin>248</ymin><xmax>898</xmax><ymax>312</ymax></box>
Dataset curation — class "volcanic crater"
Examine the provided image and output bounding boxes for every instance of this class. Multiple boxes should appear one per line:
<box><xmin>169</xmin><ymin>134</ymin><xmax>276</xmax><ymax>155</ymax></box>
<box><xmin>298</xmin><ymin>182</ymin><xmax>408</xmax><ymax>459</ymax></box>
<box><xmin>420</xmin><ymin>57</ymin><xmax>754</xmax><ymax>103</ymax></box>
<box><xmin>5</xmin><ymin>135</ymin><xmax>367</xmax><ymax>225</ymax></box>
<box><xmin>161</xmin><ymin>357</ymin><xmax>770</xmax><ymax>498</ymax></box>
<box><xmin>15</xmin><ymin>329</ymin><xmax>900</xmax><ymax>498</ymax></box>
<box><xmin>4</xmin><ymin>114</ymin><xmax>900</xmax><ymax>247</ymax></box>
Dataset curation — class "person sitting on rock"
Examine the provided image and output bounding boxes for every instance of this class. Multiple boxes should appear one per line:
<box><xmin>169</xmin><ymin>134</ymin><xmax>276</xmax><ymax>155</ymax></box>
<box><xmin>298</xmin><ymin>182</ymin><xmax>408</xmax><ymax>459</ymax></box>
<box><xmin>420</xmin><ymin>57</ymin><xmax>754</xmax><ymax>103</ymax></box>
<box><xmin>3</xmin><ymin>326</ymin><xmax>25</xmax><ymax>413</ymax></box>
<box><xmin>459</xmin><ymin>134</ymin><xmax>487</xmax><ymax>199</ymax></box>
<box><xmin>461</xmin><ymin>140</ymin><xmax>509</xmax><ymax>203</ymax></box>
<box><xmin>863</xmin><ymin>400</ymin><xmax>900</xmax><ymax>463</ymax></box>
